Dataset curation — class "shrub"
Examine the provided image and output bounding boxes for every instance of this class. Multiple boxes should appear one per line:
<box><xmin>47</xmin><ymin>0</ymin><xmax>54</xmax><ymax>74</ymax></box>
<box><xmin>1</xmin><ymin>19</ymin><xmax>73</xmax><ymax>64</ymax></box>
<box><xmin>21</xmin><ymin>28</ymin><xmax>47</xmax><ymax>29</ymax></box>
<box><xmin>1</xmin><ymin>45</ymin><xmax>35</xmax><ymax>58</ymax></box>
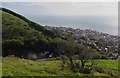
<box><xmin>92</xmin><ymin>49</ymin><xmax>101</xmax><ymax>59</ymax></box>
<box><xmin>100</xmin><ymin>54</ymin><xmax>109</xmax><ymax>59</ymax></box>
<box><xmin>94</xmin><ymin>66</ymin><xmax>105</xmax><ymax>73</ymax></box>
<box><xmin>82</xmin><ymin>67</ymin><xmax>91</xmax><ymax>74</ymax></box>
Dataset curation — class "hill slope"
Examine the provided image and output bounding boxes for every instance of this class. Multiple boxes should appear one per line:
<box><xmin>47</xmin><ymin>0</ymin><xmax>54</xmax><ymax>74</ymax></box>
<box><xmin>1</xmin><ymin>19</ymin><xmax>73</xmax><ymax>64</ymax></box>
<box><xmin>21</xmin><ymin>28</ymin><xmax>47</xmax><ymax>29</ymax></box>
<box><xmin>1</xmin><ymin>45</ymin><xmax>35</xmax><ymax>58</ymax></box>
<box><xmin>1</xmin><ymin>8</ymin><xmax>55</xmax><ymax>58</ymax></box>
<box><xmin>1</xmin><ymin>8</ymin><xmax>55</xmax><ymax>37</ymax></box>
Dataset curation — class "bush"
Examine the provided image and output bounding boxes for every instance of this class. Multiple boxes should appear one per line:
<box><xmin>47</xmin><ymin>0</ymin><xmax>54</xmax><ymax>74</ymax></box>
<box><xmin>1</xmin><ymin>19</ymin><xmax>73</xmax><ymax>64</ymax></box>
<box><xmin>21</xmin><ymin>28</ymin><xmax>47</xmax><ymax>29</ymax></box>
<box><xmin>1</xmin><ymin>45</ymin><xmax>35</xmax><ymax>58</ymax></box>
<box><xmin>100</xmin><ymin>54</ymin><xmax>109</xmax><ymax>59</ymax></box>
<box><xmin>3</xmin><ymin>39</ymin><xmax>24</xmax><ymax>50</ymax></box>
<box><xmin>94</xmin><ymin>66</ymin><xmax>105</xmax><ymax>73</ymax></box>
<box><xmin>60</xmin><ymin>55</ymin><xmax>69</xmax><ymax>70</ymax></box>
<box><xmin>82</xmin><ymin>68</ymin><xmax>91</xmax><ymax>74</ymax></box>
<box><xmin>92</xmin><ymin>49</ymin><xmax>101</xmax><ymax>59</ymax></box>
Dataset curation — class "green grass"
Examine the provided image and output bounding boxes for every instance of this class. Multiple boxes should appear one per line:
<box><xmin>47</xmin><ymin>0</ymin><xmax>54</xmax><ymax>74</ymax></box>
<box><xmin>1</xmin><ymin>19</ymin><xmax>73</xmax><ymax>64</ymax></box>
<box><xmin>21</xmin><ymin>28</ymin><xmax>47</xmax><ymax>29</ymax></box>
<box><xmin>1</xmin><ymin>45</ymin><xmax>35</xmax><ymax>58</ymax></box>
<box><xmin>2</xmin><ymin>56</ymin><xmax>75</xmax><ymax>76</ymax></box>
<box><xmin>1</xmin><ymin>56</ymin><xmax>119</xmax><ymax>76</ymax></box>
<box><xmin>94</xmin><ymin>60</ymin><xmax>119</xmax><ymax>71</ymax></box>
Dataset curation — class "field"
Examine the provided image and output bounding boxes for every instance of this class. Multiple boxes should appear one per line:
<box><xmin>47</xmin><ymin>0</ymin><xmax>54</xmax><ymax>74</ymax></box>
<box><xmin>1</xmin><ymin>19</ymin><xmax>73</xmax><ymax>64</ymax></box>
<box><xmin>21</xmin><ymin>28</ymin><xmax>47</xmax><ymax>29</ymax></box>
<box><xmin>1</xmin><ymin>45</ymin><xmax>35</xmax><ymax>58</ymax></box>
<box><xmin>1</xmin><ymin>56</ymin><xmax>119</xmax><ymax>77</ymax></box>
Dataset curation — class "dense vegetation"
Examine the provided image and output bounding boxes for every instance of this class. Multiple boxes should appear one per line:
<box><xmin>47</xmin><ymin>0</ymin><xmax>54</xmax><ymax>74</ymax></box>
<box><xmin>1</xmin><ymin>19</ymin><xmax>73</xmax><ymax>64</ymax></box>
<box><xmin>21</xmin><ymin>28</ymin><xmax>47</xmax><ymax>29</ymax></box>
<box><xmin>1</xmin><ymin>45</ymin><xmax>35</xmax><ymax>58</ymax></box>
<box><xmin>1</xmin><ymin>8</ymin><xmax>119</xmax><ymax>77</ymax></box>
<box><xmin>1</xmin><ymin>8</ymin><xmax>108</xmax><ymax>59</ymax></box>
<box><xmin>2</xmin><ymin>8</ymin><xmax>55</xmax><ymax>58</ymax></box>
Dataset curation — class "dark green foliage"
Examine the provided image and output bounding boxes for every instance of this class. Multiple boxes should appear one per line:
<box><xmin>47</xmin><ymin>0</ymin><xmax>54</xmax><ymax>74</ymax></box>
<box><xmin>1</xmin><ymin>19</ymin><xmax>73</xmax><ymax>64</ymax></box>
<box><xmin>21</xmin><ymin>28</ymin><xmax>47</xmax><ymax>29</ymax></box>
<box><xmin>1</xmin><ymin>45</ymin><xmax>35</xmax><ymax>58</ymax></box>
<box><xmin>92</xmin><ymin>49</ymin><xmax>101</xmax><ymax>59</ymax></box>
<box><xmin>100</xmin><ymin>54</ymin><xmax>109</xmax><ymax>59</ymax></box>
<box><xmin>58</xmin><ymin>41</ymin><xmax>94</xmax><ymax>74</ymax></box>
<box><xmin>99</xmin><ymin>51</ymin><xmax>109</xmax><ymax>59</ymax></box>
<box><xmin>1</xmin><ymin>8</ymin><xmax>53</xmax><ymax>57</ymax></box>
<box><xmin>3</xmin><ymin>39</ymin><xmax>24</xmax><ymax>48</ymax></box>
<box><xmin>2</xmin><ymin>39</ymin><xmax>24</xmax><ymax>56</ymax></box>
<box><xmin>94</xmin><ymin>66</ymin><xmax>105</xmax><ymax>73</ymax></box>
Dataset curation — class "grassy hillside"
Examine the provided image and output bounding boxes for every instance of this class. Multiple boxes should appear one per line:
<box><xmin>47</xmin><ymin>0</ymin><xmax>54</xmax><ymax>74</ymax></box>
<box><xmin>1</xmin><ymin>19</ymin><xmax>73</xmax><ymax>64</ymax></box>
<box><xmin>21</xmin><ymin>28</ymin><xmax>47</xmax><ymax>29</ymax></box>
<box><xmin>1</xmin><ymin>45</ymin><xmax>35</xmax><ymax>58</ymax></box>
<box><xmin>2</xmin><ymin>10</ymin><xmax>37</xmax><ymax>39</ymax></box>
<box><xmin>1</xmin><ymin>8</ymin><xmax>55</xmax><ymax>37</ymax></box>
<box><xmin>2</xmin><ymin>8</ymin><xmax>51</xmax><ymax>40</ymax></box>
<box><xmin>2</xmin><ymin>56</ymin><xmax>119</xmax><ymax>76</ymax></box>
<box><xmin>1</xmin><ymin>8</ymin><xmax>55</xmax><ymax>57</ymax></box>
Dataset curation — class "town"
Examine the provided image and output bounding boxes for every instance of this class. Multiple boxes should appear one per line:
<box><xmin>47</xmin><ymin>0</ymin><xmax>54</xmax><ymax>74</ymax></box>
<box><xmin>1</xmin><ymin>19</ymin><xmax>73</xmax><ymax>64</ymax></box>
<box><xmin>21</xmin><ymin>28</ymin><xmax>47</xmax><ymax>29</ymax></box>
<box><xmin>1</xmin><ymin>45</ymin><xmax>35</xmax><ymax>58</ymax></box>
<box><xmin>46</xmin><ymin>26</ymin><xmax>119</xmax><ymax>60</ymax></box>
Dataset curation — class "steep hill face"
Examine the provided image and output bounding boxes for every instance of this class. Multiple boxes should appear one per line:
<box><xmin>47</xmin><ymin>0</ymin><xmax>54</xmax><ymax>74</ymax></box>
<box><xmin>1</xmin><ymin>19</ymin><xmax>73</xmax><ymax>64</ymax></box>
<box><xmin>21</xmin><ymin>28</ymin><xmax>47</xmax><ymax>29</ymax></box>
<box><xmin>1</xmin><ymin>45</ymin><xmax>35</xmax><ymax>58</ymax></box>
<box><xmin>1</xmin><ymin>8</ymin><xmax>55</xmax><ymax>58</ymax></box>
<box><xmin>1</xmin><ymin>8</ymin><xmax>55</xmax><ymax>38</ymax></box>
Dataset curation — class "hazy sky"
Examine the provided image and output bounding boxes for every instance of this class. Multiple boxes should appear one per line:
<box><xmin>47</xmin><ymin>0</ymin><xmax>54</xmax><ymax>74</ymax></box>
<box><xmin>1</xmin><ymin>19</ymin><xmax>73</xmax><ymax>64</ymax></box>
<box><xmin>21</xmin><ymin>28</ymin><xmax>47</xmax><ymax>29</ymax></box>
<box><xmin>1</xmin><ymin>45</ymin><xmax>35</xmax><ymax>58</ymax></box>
<box><xmin>1</xmin><ymin>2</ymin><xmax>118</xmax><ymax>35</ymax></box>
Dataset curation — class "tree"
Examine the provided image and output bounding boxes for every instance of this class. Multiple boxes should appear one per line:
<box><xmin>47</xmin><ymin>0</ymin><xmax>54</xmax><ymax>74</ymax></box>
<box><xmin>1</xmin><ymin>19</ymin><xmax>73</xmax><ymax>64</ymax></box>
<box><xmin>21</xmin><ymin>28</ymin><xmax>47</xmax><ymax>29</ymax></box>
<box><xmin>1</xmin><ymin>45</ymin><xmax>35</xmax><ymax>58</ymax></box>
<box><xmin>2</xmin><ymin>39</ymin><xmax>24</xmax><ymax>56</ymax></box>
<box><xmin>51</xmin><ymin>37</ymin><xmax>94</xmax><ymax>73</ymax></box>
<box><xmin>75</xmin><ymin>44</ymin><xmax>93</xmax><ymax>69</ymax></box>
<box><xmin>51</xmin><ymin>37</ymin><xmax>77</xmax><ymax>70</ymax></box>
